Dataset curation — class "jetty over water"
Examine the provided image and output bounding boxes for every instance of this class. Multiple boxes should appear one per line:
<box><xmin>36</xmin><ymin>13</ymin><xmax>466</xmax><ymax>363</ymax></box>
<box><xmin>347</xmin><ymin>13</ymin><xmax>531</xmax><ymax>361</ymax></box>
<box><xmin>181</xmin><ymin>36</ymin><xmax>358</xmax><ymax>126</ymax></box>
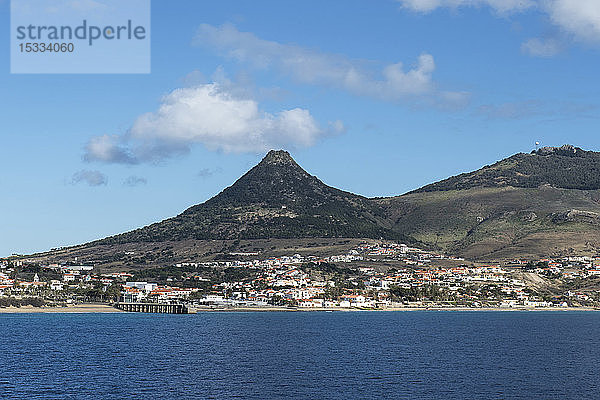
<box><xmin>114</xmin><ymin>302</ymin><xmax>188</xmax><ymax>314</ymax></box>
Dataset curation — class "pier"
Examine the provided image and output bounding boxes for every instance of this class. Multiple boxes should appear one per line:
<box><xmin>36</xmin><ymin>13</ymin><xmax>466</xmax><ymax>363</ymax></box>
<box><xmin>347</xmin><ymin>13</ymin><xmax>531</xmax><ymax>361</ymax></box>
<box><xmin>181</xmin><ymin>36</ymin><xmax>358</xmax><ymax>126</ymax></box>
<box><xmin>114</xmin><ymin>302</ymin><xmax>188</xmax><ymax>314</ymax></box>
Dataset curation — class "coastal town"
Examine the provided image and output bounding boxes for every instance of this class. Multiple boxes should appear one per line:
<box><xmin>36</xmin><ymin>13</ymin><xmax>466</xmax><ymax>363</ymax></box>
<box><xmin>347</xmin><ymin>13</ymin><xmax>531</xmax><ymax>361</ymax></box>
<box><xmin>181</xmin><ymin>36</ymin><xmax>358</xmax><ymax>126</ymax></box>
<box><xmin>2</xmin><ymin>242</ymin><xmax>600</xmax><ymax>311</ymax></box>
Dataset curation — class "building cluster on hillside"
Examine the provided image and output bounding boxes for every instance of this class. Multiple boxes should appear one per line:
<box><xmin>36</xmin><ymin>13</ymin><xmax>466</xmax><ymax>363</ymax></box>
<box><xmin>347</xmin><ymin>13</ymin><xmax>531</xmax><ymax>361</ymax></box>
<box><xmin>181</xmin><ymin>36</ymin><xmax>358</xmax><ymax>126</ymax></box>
<box><xmin>2</xmin><ymin>243</ymin><xmax>600</xmax><ymax>308</ymax></box>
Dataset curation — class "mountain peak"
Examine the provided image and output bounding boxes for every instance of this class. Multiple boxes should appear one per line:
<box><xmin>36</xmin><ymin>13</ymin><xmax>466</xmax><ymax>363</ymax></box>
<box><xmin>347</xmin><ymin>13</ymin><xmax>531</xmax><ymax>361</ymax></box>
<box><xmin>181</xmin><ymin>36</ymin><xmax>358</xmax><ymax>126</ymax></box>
<box><xmin>261</xmin><ymin>150</ymin><xmax>297</xmax><ymax>165</ymax></box>
<box><xmin>97</xmin><ymin>149</ymin><xmax>407</xmax><ymax>244</ymax></box>
<box><xmin>211</xmin><ymin>149</ymin><xmax>320</xmax><ymax>208</ymax></box>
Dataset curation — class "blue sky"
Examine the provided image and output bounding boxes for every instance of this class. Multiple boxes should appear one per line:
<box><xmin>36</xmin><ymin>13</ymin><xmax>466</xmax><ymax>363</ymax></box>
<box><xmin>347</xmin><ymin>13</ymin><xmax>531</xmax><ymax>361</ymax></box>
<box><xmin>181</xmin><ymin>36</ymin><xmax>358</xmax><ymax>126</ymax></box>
<box><xmin>1</xmin><ymin>0</ymin><xmax>600</xmax><ymax>256</ymax></box>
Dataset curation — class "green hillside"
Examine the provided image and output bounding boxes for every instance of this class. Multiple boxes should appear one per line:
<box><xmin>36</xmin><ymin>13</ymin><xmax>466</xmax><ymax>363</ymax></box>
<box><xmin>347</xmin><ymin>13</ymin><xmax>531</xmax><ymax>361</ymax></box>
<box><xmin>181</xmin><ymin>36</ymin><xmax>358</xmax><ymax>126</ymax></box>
<box><xmin>380</xmin><ymin>144</ymin><xmax>600</xmax><ymax>259</ymax></box>
<box><xmin>379</xmin><ymin>186</ymin><xmax>600</xmax><ymax>260</ymax></box>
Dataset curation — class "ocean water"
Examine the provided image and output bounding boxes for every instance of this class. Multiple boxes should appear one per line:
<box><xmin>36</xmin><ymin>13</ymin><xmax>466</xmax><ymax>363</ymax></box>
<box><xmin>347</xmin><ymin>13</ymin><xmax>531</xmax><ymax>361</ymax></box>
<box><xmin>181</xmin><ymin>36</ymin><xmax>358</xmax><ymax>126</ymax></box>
<box><xmin>0</xmin><ymin>311</ymin><xmax>599</xmax><ymax>399</ymax></box>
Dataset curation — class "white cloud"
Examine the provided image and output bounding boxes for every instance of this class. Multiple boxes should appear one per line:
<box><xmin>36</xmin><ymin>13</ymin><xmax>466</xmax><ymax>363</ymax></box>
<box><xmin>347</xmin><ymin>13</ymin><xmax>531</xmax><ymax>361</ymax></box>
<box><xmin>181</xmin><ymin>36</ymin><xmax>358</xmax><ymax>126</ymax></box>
<box><xmin>543</xmin><ymin>0</ymin><xmax>600</xmax><ymax>42</ymax></box>
<box><xmin>84</xmin><ymin>83</ymin><xmax>342</xmax><ymax>163</ymax></box>
<box><xmin>398</xmin><ymin>0</ymin><xmax>536</xmax><ymax>14</ymax></box>
<box><xmin>84</xmin><ymin>134</ymin><xmax>136</xmax><ymax>164</ymax></box>
<box><xmin>399</xmin><ymin>0</ymin><xmax>600</xmax><ymax>44</ymax></box>
<box><xmin>194</xmin><ymin>24</ymin><xmax>464</xmax><ymax>105</ymax></box>
<box><xmin>521</xmin><ymin>37</ymin><xmax>563</xmax><ymax>56</ymax></box>
<box><xmin>71</xmin><ymin>170</ymin><xmax>107</xmax><ymax>186</ymax></box>
<box><xmin>128</xmin><ymin>84</ymin><xmax>330</xmax><ymax>152</ymax></box>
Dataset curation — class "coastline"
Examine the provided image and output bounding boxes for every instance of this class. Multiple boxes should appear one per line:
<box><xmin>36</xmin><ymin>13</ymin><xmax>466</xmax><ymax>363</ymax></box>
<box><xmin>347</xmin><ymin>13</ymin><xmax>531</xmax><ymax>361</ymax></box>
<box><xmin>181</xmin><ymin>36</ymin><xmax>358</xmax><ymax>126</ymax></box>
<box><xmin>0</xmin><ymin>304</ymin><xmax>124</xmax><ymax>313</ymax></box>
<box><xmin>188</xmin><ymin>306</ymin><xmax>600</xmax><ymax>313</ymax></box>
<box><xmin>1</xmin><ymin>304</ymin><xmax>598</xmax><ymax>314</ymax></box>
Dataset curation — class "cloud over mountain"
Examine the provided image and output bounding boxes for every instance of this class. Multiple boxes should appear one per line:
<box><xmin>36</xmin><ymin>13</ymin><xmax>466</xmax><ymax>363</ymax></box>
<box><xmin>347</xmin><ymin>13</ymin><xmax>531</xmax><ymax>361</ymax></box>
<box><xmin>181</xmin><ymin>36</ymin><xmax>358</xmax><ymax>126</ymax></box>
<box><xmin>84</xmin><ymin>83</ymin><xmax>342</xmax><ymax>164</ymax></box>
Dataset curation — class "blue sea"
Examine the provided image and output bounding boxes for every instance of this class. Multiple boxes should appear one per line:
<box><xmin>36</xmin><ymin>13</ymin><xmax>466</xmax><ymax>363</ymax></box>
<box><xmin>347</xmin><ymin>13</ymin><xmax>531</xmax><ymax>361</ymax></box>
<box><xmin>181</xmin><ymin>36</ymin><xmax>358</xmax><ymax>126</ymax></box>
<box><xmin>1</xmin><ymin>311</ymin><xmax>599</xmax><ymax>399</ymax></box>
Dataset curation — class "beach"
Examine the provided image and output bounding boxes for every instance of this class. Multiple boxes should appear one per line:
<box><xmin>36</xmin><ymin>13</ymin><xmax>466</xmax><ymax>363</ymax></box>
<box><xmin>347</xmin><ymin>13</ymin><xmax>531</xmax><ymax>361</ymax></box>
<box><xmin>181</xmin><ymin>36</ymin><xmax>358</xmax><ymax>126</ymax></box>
<box><xmin>0</xmin><ymin>303</ymin><xmax>124</xmax><ymax>313</ymax></box>
<box><xmin>1</xmin><ymin>304</ymin><xmax>598</xmax><ymax>313</ymax></box>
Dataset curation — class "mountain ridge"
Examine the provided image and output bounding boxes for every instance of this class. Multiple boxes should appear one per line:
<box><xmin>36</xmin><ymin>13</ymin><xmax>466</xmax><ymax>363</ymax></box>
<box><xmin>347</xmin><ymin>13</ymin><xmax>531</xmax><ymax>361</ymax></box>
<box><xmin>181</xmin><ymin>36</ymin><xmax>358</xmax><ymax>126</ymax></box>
<box><xmin>411</xmin><ymin>145</ymin><xmax>600</xmax><ymax>193</ymax></box>
<box><xmin>87</xmin><ymin>145</ymin><xmax>600</xmax><ymax>261</ymax></box>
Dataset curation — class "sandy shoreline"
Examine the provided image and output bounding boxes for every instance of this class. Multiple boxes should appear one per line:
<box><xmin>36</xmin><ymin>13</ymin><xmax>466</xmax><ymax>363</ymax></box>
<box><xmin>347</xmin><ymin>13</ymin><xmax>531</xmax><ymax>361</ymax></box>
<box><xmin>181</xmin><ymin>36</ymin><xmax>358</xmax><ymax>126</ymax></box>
<box><xmin>0</xmin><ymin>304</ymin><xmax>598</xmax><ymax>313</ymax></box>
<box><xmin>0</xmin><ymin>304</ymin><xmax>124</xmax><ymax>313</ymax></box>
